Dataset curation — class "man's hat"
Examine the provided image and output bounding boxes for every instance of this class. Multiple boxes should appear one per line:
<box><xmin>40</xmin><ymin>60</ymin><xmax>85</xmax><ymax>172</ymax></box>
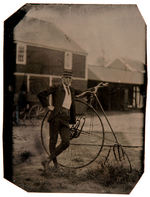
<box><xmin>62</xmin><ymin>70</ymin><xmax>72</xmax><ymax>78</ymax></box>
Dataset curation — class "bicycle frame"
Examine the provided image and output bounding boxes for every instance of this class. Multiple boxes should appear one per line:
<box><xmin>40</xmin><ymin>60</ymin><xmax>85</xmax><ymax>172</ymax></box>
<box><xmin>88</xmin><ymin>85</ymin><xmax>132</xmax><ymax>172</ymax></box>
<box><xmin>91</xmin><ymin>91</ymin><xmax>119</xmax><ymax>144</ymax></box>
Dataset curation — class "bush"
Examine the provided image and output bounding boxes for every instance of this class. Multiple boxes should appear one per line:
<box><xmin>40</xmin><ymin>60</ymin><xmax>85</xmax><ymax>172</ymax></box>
<box><xmin>19</xmin><ymin>151</ymin><xmax>33</xmax><ymax>163</ymax></box>
<box><xmin>80</xmin><ymin>163</ymin><xmax>142</xmax><ymax>187</ymax></box>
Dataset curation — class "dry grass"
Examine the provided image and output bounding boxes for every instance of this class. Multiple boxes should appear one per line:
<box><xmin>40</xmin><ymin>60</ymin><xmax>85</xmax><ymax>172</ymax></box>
<box><xmin>83</xmin><ymin>164</ymin><xmax>142</xmax><ymax>185</ymax></box>
<box><xmin>12</xmin><ymin>147</ymin><xmax>143</xmax><ymax>193</ymax></box>
<box><xmin>12</xmin><ymin>150</ymin><xmax>143</xmax><ymax>194</ymax></box>
<box><xmin>37</xmin><ymin>160</ymin><xmax>142</xmax><ymax>193</ymax></box>
<box><xmin>12</xmin><ymin>111</ymin><xmax>144</xmax><ymax>193</ymax></box>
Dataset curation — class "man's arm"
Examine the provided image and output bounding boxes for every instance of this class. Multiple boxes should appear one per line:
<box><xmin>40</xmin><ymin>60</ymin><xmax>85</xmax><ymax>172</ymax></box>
<box><xmin>37</xmin><ymin>86</ymin><xmax>56</xmax><ymax>108</ymax></box>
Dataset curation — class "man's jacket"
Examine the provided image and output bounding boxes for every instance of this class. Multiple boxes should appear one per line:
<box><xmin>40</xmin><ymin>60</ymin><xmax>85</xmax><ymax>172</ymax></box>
<box><xmin>37</xmin><ymin>85</ymin><xmax>81</xmax><ymax>124</ymax></box>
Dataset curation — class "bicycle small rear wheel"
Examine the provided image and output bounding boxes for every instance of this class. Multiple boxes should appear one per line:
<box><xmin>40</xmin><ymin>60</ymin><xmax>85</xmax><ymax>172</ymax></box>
<box><xmin>41</xmin><ymin>99</ymin><xmax>105</xmax><ymax>169</ymax></box>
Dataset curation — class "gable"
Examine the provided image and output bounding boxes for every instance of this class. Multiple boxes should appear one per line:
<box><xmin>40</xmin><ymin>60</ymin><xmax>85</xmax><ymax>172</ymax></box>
<box><xmin>105</xmin><ymin>58</ymin><xmax>145</xmax><ymax>72</ymax></box>
<box><xmin>107</xmin><ymin>59</ymin><xmax>128</xmax><ymax>71</ymax></box>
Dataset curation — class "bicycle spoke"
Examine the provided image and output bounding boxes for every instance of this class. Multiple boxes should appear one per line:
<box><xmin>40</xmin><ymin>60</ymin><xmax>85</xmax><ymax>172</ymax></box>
<box><xmin>41</xmin><ymin>99</ymin><xmax>105</xmax><ymax>169</ymax></box>
<box><xmin>58</xmin><ymin>99</ymin><xmax>105</xmax><ymax>168</ymax></box>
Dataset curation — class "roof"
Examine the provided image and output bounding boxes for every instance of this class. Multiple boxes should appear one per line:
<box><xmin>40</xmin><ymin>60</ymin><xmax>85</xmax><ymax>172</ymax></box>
<box><xmin>121</xmin><ymin>57</ymin><xmax>146</xmax><ymax>73</ymax></box>
<box><xmin>88</xmin><ymin>65</ymin><xmax>145</xmax><ymax>85</ymax></box>
<box><xmin>14</xmin><ymin>16</ymin><xmax>87</xmax><ymax>55</ymax></box>
<box><xmin>105</xmin><ymin>57</ymin><xmax>146</xmax><ymax>73</ymax></box>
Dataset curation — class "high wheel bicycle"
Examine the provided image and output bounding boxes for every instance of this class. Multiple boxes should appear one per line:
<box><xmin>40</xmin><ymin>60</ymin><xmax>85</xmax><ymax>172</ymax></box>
<box><xmin>41</xmin><ymin>82</ymin><xmax>132</xmax><ymax>171</ymax></box>
<box><xmin>41</xmin><ymin>83</ymin><xmax>107</xmax><ymax>169</ymax></box>
<box><xmin>41</xmin><ymin>98</ymin><xmax>105</xmax><ymax>168</ymax></box>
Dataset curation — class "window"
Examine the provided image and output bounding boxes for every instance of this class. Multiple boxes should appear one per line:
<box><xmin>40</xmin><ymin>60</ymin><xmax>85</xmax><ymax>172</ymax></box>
<box><xmin>16</xmin><ymin>43</ymin><xmax>27</xmax><ymax>64</ymax></box>
<box><xmin>64</xmin><ymin>51</ymin><xmax>72</xmax><ymax>70</ymax></box>
<box><xmin>72</xmin><ymin>54</ymin><xmax>86</xmax><ymax>78</ymax></box>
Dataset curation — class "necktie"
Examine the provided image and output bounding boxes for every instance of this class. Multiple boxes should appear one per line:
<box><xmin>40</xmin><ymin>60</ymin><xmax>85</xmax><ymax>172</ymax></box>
<box><xmin>66</xmin><ymin>86</ymin><xmax>70</xmax><ymax>95</ymax></box>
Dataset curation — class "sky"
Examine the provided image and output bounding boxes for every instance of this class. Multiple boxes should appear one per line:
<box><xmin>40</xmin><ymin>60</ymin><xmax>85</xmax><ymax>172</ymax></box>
<box><xmin>26</xmin><ymin>4</ymin><xmax>146</xmax><ymax>65</ymax></box>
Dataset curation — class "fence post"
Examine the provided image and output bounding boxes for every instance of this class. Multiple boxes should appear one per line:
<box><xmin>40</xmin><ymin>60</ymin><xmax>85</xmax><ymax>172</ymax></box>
<box><xmin>27</xmin><ymin>74</ymin><xmax>30</xmax><ymax>93</ymax></box>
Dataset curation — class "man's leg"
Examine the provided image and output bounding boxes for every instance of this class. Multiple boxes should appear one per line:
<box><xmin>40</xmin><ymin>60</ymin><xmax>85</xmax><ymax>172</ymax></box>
<box><xmin>49</xmin><ymin>121</ymin><xmax>59</xmax><ymax>168</ymax></box>
<box><xmin>42</xmin><ymin>119</ymin><xmax>59</xmax><ymax>171</ymax></box>
<box><xmin>49</xmin><ymin>124</ymin><xmax>70</xmax><ymax>160</ymax></box>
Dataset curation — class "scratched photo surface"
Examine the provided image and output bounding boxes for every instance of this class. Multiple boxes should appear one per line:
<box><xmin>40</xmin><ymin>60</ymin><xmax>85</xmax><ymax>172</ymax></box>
<box><xmin>3</xmin><ymin>4</ymin><xmax>147</xmax><ymax>194</ymax></box>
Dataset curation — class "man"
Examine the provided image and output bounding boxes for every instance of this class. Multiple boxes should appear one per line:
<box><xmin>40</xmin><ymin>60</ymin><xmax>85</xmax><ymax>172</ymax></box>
<box><xmin>37</xmin><ymin>71</ymin><xmax>84</xmax><ymax>171</ymax></box>
<box><xmin>16</xmin><ymin>84</ymin><xmax>27</xmax><ymax>124</ymax></box>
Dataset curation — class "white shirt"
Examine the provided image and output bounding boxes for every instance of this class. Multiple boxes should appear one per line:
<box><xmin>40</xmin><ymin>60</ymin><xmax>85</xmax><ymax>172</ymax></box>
<box><xmin>62</xmin><ymin>84</ymin><xmax>72</xmax><ymax>110</ymax></box>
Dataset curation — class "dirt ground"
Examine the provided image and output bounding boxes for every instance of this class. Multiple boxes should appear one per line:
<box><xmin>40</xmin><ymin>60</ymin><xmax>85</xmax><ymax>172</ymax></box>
<box><xmin>11</xmin><ymin>111</ymin><xmax>144</xmax><ymax>194</ymax></box>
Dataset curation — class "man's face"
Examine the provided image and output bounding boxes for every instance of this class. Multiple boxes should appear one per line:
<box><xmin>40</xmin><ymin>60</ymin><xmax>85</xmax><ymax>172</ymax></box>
<box><xmin>62</xmin><ymin>76</ymin><xmax>72</xmax><ymax>86</ymax></box>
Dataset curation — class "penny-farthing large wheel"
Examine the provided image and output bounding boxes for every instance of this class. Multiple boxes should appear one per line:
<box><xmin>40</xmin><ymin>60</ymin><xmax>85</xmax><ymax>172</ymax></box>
<box><xmin>41</xmin><ymin>99</ymin><xmax>105</xmax><ymax>169</ymax></box>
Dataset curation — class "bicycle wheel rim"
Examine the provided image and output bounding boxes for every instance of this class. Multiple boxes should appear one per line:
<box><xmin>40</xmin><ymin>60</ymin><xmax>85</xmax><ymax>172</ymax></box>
<box><xmin>58</xmin><ymin>99</ymin><xmax>105</xmax><ymax>168</ymax></box>
<box><xmin>41</xmin><ymin>99</ymin><xmax>105</xmax><ymax>169</ymax></box>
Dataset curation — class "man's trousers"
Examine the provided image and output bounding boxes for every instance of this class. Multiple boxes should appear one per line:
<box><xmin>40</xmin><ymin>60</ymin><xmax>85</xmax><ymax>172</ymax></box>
<box><xmin>49</xmin><ymin>111</ymin><xmax>71</xmax><ymax>164</ymax></box>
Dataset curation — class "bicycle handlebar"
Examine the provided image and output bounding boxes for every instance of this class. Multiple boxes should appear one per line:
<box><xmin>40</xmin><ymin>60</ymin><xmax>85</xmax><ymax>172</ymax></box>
<box><xmin>76</xmin><ymin>82</ymin><xmax>108</xmax><ymax>98</ymax></box>
<box><xmin>93</xmin><ymin>82</ymin><xmax>108</xmax><ymax>92</ymax></box>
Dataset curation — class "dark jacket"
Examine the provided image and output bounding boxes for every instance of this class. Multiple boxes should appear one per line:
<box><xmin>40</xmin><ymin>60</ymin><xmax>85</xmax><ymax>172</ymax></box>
<box><xmin>37</xmin><ymin>85</ymin><xmax>81</xmax><ymax>124</ymax></box>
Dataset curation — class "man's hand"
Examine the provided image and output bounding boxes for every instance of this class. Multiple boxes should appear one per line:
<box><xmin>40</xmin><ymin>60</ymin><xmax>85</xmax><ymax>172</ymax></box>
<box><xmin>45</xmin><ymin>105</ymin><xmax>54</xmax><ymax>112</ymax></box>
<box><xmin>48</xmin><ymin>105</ymin><xmax>54</xmax><ymax>111</ymax></box>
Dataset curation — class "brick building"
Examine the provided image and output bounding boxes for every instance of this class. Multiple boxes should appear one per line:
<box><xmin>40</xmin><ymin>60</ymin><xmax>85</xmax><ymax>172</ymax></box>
<box><xmin>13</xmin><ymin>16</ymin><xmax>88</xmax><ymax>102</ymax></box>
